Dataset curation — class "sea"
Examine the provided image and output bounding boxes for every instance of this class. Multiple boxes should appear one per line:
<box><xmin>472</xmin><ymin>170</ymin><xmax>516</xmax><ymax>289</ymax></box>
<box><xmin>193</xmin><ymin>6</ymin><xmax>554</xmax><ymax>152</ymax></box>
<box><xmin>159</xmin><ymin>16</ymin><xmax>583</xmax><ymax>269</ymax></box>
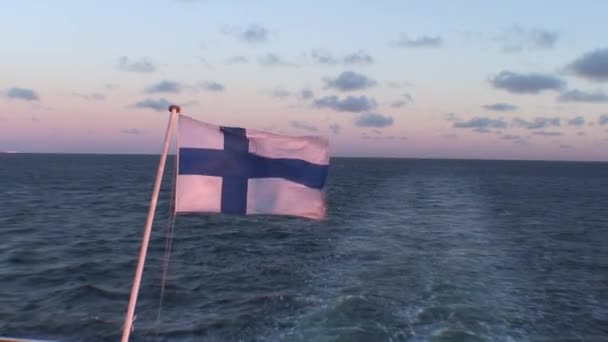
<box><xmin>1</xmin><ymin>154</ymin><xmax>607</xmax><ymax>342</ymax></box>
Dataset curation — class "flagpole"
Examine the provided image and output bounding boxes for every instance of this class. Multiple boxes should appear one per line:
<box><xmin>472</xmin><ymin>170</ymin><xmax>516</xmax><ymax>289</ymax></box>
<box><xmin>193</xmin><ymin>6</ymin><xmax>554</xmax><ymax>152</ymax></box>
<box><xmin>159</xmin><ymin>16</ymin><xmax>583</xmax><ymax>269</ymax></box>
<box><xmin>121</xmin><ymin>105</ymin><xmax>181</xmax><ymax>342</ymax></box>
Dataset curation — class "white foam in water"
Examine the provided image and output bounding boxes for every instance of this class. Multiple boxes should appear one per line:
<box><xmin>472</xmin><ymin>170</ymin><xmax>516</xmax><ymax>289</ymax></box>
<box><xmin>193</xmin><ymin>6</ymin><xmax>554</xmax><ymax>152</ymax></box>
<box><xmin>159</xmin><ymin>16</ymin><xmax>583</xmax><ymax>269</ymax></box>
<box><xmin>3</xmin><ymin>157</ymin><xmax>608</xmax><ymax>340</ymax></box>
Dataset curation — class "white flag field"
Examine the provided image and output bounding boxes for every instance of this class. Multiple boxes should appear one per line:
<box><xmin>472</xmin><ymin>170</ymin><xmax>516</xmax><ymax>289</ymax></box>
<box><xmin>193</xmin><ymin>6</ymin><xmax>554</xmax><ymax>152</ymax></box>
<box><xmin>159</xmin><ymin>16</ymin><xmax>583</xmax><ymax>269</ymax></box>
<box><xmin>175</xmin><ymin>115</ymin><xmax>330</xmax><ymax>219</ymax></box>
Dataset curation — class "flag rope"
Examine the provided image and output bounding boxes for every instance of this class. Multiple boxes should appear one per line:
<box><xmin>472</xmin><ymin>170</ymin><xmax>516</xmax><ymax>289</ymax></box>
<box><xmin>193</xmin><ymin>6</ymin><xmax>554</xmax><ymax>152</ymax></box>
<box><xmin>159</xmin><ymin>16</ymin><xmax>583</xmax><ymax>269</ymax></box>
<box><xmin>121</xmin><ymin>105</ymin><xmax>180</xmax><ymax>342</ymax></box>
<box><xmin>155</xmin><ymin>151</ymin><xmax>178</xmax><ymax>336</ymax></box>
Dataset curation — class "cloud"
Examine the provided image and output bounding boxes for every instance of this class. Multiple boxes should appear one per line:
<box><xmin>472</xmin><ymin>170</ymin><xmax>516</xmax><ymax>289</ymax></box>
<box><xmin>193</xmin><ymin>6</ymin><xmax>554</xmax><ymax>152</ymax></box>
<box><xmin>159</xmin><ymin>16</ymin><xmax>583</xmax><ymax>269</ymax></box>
<box><xmin>391</xmin><ymin>93</ymin><xmax>414</xmax><ymax>108</ymax></box>
<box><xmin>297</xmin><ymin>88</ymin><xmax>314</xmax><ymax>100</ymax></box>
<box><xmin>354</xmin><ymin>113</ymin><xmax>394</xmax><ymax>128</ymax></box>
<box><xmin>497</xmin><ymin>26</ymin><xmax>559</xmax><ymax>52</ymax></box>
<box><xmin>599</xmin><ymin>114</ymin><xmax>608</xmax><ymax>125</ymax></box>
<box><xmin>445</xmin><ymin>113</ymin><xmax>458</xmax><ymax>122</ymax></box>
<box><xmin>391</xmin><ymin>100</ymin><xmax>407</xmax><ymax>108</ymax></box>
<box><xmin>226</xmin><ymin>56</ymin><xmax>249</xmax><ymax>64</ymax></box>
<box><xmin>482</xmin><ymin>103</ymin><xmax>518</xmax><ymax>112</ymax></box>
<box><xmin>442</xmin><ymin>133</ymin><xmax>458</xmax><ymax>139</ymax></box>
<box><xmin>117</xmin><ymin>56</ymin><xmax>155</xmax><ymax>73</ymax></box>
<box><xmin>314</xmin><ymin>95</ymin><xmax>377</xmax><ymax>112</ymax></box>
<box><xmin>565</xmin><ymin>48</ymin><xmax>608</xmax><ymax>82</ymax></box>
<box><xmin>500</xmin><ymin>134</ymin><xmax>529</xmax><ymax>145</ymax></box>
<box><xmin>73</xmin><ymin>92</ymin><xmax>105</xmax><ymax>101</ymax></box>
<box><xmin>5</xmin><ymin>87</ymin><xmax>40</xmax><ymax>101</ymax></box>
<box><xmin>201</xmin><ymin>81</ymin><xmax>225</xmax><ymax>92</ymax></box>
<box><xmin>310</xmin><ymin>50</ymin><xmax>374</xmax><ymax>66</ymax></box>
<box><xmin>323</xmin><ymin>71</ymin><xmax>377</xmax><ymax>91</ymax></box>
<box><xmin>271</xmin><ymin>88</ymin><xmax>291</xmax><ymax>99</ymax></box>
<box><xmin>489</xmin><ymin>71</ymin><xmax>565</xmax><ymax>94</ymax></box>
<box><xmin>290</xmin><ymin>121</ymin><xmax>318</xmax><ymax>132</ymax></box>
<box><xmin>145</xmin><ymin>80</ymin><xmax>182</xmax><ymax>94</ymax></box>
<box><xmin>181</xmin><ymin>100</ymin><xmax>200</xmax><ymax>107</ymax></box>
<box><xmin>197</xmin><ymin>56</ymin><xmax>212</xmax><ymax>68</ymax></box>
<box><xmin>311</xmin><ymin>49</ymin><xmax>337</xmax><ymax>65</ymax></box>
<box><xmin>529</xmin><ymin>30</ymin><xmax>559</xmax><ymax>49</ymax></box>
<box><xmin>453</xmin><ymin>117</ymin><xmax>508</xmax><ymax>130</ymax></box>
<box><xmin>557</xmin><ymin>89</ymin><xmax>608</xmax><ymax>103</ymax></box>
<box><xmin>568</xmin><ymin>116</ymin><xmax>585</xmax><ymax>127</ymax></box>
<box><xmin>513</xmin><ymin>117</ymin><xmax>560</xmax><ymax>129</ymax></box>
<box><xmin>343</xmin><ymin>51</ymin><xmax>374</xmax><ymax>65</ymax></box>
<box><xmin>259</xmin><ymin>53</ymin><xmax>295</xmax><ymax>67</ymax></box>
<box><xmin>329</xmin><ymin>123</ymin><xmax>340</xmax><ymax>134</ymax></box>
<box><xmin>240</xmin><ymin>24</ymin><xmax>269</xmax><ymax>43</ymax></box>
<box><xmin>121</xmin><ymin>128</ymin><xmax>143</xmax><ymax>135</ymax></box>
<box><xmin>532</xmin><ymin>131</ymin><xmax>563</xmax><ymax>136</ymax></box>
<box><xmin>394</xmin><ymin>35</ymin><xmax>443</xmax><ymax>48</ymax></box>
<box><xmin>222</xmin><ymin>24</ymin><xmax>270</xmax><ymax>43</ymax></box>
<box><xmin>133</xmin><ymin>98</ymin><xmax>172</xmax><ymax>112</ymax></box>
<box><xmin>499</xmin><ymin>46</ymin><xmax>523</xmax><ymax>54</ymax></box>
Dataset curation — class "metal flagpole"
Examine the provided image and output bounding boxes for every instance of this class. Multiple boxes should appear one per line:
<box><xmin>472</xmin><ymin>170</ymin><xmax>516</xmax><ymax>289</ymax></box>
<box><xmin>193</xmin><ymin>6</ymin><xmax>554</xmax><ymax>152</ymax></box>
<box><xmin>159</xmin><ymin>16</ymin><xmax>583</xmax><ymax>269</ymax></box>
<box><xmin>121</xmin><ymin>105</ymin><xmax>181</xmax><ymax>342</ymax></box>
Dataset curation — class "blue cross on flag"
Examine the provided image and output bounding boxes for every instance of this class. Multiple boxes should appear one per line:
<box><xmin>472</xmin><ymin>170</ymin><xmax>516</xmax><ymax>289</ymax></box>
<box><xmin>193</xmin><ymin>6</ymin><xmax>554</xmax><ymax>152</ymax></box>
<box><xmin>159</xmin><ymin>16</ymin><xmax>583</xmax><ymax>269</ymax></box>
<box><xmin>175</xmin><ymin>115</ymin><xmax>330</xmax><ymax>219</ymax></box>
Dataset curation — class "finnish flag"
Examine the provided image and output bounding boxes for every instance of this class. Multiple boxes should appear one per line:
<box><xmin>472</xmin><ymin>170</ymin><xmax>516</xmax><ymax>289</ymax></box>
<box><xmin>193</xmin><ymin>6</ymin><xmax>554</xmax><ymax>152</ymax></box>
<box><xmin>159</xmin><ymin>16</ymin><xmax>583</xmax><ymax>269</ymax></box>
<box><xmin>175</xmin><ymin>115</ymin><xmax>330</xmax><ymax>219</ymax></box>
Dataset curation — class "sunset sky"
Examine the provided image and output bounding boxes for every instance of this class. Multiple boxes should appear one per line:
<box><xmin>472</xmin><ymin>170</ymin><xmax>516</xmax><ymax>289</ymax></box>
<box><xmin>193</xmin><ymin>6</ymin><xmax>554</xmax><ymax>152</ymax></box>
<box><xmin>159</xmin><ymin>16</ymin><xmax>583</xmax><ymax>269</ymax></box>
<box><xmin>1</xmin><ymin>0</ymin><xmax>607</xmax><ymax>161</ymax></box>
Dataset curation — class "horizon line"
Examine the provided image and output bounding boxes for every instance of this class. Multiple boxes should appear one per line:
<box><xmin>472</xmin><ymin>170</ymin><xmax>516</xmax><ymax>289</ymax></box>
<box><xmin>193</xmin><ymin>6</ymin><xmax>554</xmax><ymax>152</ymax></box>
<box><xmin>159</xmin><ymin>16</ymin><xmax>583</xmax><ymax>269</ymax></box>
<box><xmin>2</xmin><ymin>151</ymin><xmax>607</xmax><ymax>163</ymax></box>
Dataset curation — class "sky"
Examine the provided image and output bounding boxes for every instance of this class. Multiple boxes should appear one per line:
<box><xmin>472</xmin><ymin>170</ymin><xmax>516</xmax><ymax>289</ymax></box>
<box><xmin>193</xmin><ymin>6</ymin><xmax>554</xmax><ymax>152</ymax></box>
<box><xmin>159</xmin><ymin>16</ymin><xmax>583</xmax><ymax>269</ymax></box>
<box><xmin>1</xmin><ymin>0</ymin><xmax>607</xmax><ymax>161</ymax></box>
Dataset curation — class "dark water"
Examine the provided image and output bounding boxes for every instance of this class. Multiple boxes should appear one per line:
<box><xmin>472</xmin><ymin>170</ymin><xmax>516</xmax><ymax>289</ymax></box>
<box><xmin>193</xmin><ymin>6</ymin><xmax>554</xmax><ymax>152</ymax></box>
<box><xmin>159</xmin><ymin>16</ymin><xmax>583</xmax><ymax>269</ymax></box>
<box><xmin>1</xmin><ymin>154</ymin><xmax>607</xmax><ymax>342</ymax></box>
